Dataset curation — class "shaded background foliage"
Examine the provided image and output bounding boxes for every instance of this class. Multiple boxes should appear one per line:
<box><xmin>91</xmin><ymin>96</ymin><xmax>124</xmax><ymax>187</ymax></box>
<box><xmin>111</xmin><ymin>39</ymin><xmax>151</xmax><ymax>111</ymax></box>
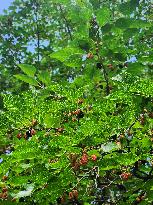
<box><xmin>0</xmin><ymin>0</ymin><xmax>153</xmax><ymax>204</ymax></box>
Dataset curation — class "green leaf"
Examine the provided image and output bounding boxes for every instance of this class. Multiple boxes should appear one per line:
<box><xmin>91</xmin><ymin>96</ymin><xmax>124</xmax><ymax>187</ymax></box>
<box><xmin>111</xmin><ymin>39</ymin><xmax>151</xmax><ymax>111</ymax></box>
<box><xmin>37</xmin><ymin>71</ymin><xmax>51</xmax><ymax>86</ymax></box>
<box><xmin>18</xmin><ymin>64</ymin><xmax>36</xmax><ymax>77</ymax></box>
<box><xmin>119</xmin><ymin>0</ymin><xmax>139</xmax><ymax>15</ymax></box>
<box><xmin>127</xmin><ymin>63</ymin><xmax>145</xmax><ymax>75</ymax></box>
<box><xmin>50</xmin><ymin>47</ymin><xmax>83</xmax><ymax>67</ymax></box>
<box><xmin>44</xmin><ymin>113</ymin><xmax>60</xmax><ymax>128</ymax></box>
<box><xmin>115</xmin><ymin>18</ymin><xmax>151</xmax><ymax>29</ymax></box>
<box><xmin>50</xmin><ymin>47</ymin><xmax>83</xmax><ymax>62</ymax></box>
<box><xmin>14</xmin><ymin>74</ymin><xmax>39</xmax><ymax>86</ymax></box>
<box><xmin>96</xmin><ymin>7</ymin><xmax>111</xmax><ymax>27</ymax></box>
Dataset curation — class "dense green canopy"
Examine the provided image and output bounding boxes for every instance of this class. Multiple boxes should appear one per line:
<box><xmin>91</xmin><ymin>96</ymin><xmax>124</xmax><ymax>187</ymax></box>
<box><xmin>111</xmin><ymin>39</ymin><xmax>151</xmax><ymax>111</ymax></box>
<box><xmin>0</xmin><ymin>0</ymin><xmax>153</xmax><ymax>204</ymax></box>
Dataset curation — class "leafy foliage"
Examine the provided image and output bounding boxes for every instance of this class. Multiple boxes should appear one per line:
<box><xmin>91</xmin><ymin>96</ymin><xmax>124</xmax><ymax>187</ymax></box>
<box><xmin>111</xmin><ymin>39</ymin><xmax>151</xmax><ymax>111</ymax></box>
<box><xmin>0</xmin><ymin>0</ymin><xmax>153</xmax><ymax>204</ymax></box>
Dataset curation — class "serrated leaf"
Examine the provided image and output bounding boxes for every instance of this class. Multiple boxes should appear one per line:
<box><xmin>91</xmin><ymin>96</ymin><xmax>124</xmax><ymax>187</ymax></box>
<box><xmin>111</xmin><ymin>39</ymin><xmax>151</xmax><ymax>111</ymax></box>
<box><xmin>14</xmin><ymin>74</ymin><xmax>38</xmax><ymax>86</ymax></box>
<box><xmin>18</xmin><ymin>64</ymin><xmax>36</xmax><ymax>77</ymax></box>
<box><xmin>96</xmin><ymin>7</ymin><xmax>111</xmax><ymax>27</ymax></box>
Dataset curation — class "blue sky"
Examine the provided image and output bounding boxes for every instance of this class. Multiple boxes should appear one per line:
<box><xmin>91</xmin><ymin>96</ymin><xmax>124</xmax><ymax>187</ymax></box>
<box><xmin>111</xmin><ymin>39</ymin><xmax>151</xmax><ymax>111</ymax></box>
<box><xmin>0</xmin><ymin>0</ymin><xmax>13</xmax><ymax>14</ymax></box>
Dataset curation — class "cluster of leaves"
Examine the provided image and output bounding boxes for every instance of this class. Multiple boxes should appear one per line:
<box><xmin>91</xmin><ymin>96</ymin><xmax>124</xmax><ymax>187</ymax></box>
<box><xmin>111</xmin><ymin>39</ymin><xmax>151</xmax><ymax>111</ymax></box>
<box><xmin>0</xmin><ymin>0</ymin><xmax>153</xmax><ymax>204</ymax></box>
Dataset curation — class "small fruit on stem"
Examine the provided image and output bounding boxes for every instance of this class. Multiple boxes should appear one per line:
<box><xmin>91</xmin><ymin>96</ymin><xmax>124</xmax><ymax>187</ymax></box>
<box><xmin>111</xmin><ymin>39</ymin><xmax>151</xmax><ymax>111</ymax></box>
<box><xmin>120</xmin><ymin>172</ymin><xmax>131</xmax><ymax>180</ymax></box>
<box><xmin>69</xmin><ymin>192</ymin><xmax>73</xmax><ymax>200</ymax></box>
<box><xmin>2</xmin><ymin>176</ymin><xmax>8</xmax><ymax>181</ymax></box>
<box><xmin>107</xmin><ymin>64</ymin><xmax>113</xmax><ymax>70</ymax></box>
<box><xmin>31</xmin><ymin>128</ymin><xmax>36</xmax><ymax>135</ymax></box>
<box><xmin>17</xmin><ymin>133</ymin><xmax>22</xmax><ymax>139</ymax></box>
<box><xmin>72</xmin><ymin>189</ymin><xmax>78</xmax><ymax>199</ymax></box>
<box><xmin>91</xmin><ymin>154</ymin><xmax>97</xmax><ymax>161</ymax></box>
<box><xmin>2</xmin><ymin>187</ymin><xmax>8</xmax><ymax>193</ymax></box>
<box><xmin>80</xmin><ymin>153</ymin><xmax>88</xmax><ymax>165</ymax></box>
<box><xmin>87</xmin><ymin>53</ymin><xmax>93</xmax><ymax>59</ymax></box>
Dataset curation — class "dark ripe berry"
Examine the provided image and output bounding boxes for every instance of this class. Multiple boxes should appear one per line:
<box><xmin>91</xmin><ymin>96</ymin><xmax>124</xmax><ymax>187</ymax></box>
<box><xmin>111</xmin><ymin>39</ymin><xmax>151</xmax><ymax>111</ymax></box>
<box><xmin>26</xmin><ymin>130</ymin><xmax>32</xmax><ymax>137</ymax></box>
<box><xmin>96</xmin><ymin>62</ymin><xmax>102</xmax><ymax>69</ymax></box>
<box><xmin>2</xmin><ymin>187</ymin><xmax>8</xmax><ymax>193</ymax></box>
<box><xmin>77</xmin><ymin>110</ymin><xmax>84</xmax><ymax>119</ymax></box>
<box><xmin>25</xmin><ymin>129</ymin><xmax>32</xmax><ymax>140</ymax></box>
<box><xmin>91</xmin><ymin>154</ymin><xmax>97</xmax><ymax>161</ymax></box>
<box><xmin>17</xmin><ymin>133</ymin><xmax>22</xmax><ymax>139</ymax></box>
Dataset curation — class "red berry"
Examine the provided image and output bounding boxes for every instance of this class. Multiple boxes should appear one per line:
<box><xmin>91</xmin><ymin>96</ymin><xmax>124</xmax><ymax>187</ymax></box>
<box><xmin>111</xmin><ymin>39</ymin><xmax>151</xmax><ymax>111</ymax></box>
<box><xmin>91</xmin><ymin>154</ymin><xmax>97</xmax><ymax>161</ymax></box>
<box><xmin>80</xmin><ymin>154</ymin><xmax>88</xmax><ymax>165</ymax></box>
<box><xmin>2</xmin><ymin>192</ymin><xmax>8</xmax><ymax>199</ymax></box>
<box><xmin>17</xmin><ymin>133</ymin><xmax>22</xmax><ymax>139</ymax></box>
<box><xmin>87</xmin><ymin>53</ymin><xmax>94</xmax><ymax>59</ymax></box>
<box><xmin>2</xmin><ymin>187</ymin><xmax>8</xmax><ymax>193</ymax></box>
<box><xmin>69</xmin><ymin>192</ymin><xmax>74</xmax><ymax>200</ymax></box>
<box><xmin>72</xmin><ymin>189</ymin><xmax>78</xmax><ymax>199</ymax></box>
<box><xmin>2</xmin><ymin>176</ymin><xmax>8</xmax><ymax>181</ymax></box>
<box><xmin>31</xmin><ymin>129</ymin><xmax>36</xmax><ymax>135</ymax></box>
<box><xmin>120</xmin><ymin>172</ymin><xmax>131</xmax><ymax>180</ymax></box>
<box><xmin>56</xmin><ymin>128</ymin><xmax>64</xmax><ymax>132</ymax></box>
<box><xmin>107</xmin><ymin>64</ymin><xmax>113</xmax><ymax>69</ymax></box>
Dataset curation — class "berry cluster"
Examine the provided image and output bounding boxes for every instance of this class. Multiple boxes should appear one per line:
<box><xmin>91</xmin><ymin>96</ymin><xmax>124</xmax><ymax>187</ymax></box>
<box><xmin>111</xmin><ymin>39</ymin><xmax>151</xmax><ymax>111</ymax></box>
<box><xmin>17</xmin><ymin>128</ymin><xmax>36</xmax><ymax>140</ymax></box>
<box><xmin>0</xmin><ymin>187</ymin><xmax>8</xmax><ymax>200</ymax></box>
<box><xmin>120</xmin><ymin>172</ymin><xmax>132</xmax><ymax>180</ymax></box>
